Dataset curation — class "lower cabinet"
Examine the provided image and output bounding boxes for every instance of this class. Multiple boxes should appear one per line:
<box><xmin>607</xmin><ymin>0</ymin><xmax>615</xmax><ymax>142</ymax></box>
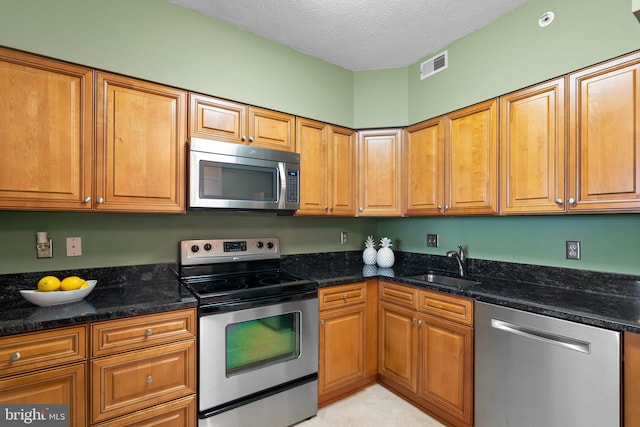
<box><xmin>318</xmin><ymin>280</ymin><xmax>378</xmax><ymax>406</ymax></box>
<box><xmin>378</xmin><ymin>281</ymin><xmax>474</xmax><ymax>427</ymax></box>
<box><xmin>625</xmin><ymin>331</ymin><xmax>640</xmax><ymax>427</ymax></box>
<box><xmin>90</xmin><ymin>308</ymin><xmax>197</xmax><ymax>427</ymax></box>
<box><xmin>0</xmin><ymin>325</ymin><xmax>87</xmax><ymax>427</ymax></box>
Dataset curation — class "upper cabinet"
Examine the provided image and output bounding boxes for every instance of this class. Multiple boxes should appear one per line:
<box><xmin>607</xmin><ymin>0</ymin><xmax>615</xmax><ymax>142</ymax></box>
<box><xmin>445</xmin><ymin>99</ymin><xmax>498</xmax><ymax>216</ymax></box>
<box><xmin>0</xmin><ymin>47</ymin><xmax>94</xmax><ymax>211</ymax></box>
<box><xmin>296</xmin><ymin>118</ymin><xmax>356</xmax><ymax>216</ymax></box>
<box><xmin>96</xmin><ymin>72</ymin><xmax>187</xmax><ymax>213</ymax></box>
<box><xmin>405</xmin><ymin>100</ymin><xmax>498</xmax><ymax>216</ymax></box>
<box><xmin>357</xmin><ymin>129</ymin><xmax>403</xmax><ymax>216</ymax></box>
<box><xmin>500</xmin><ymin>78</ymin><xmax>566</xmax><ymax>214</ymax></box>
<box><xmin>568</xmin><ymin>51</ymin><xmax>640</xmax><ymax>213</ymax></box>
<box><xmin>189</xmin><ymin>93</ymin><xmax>295</xmax><ymax>152</ymax></box>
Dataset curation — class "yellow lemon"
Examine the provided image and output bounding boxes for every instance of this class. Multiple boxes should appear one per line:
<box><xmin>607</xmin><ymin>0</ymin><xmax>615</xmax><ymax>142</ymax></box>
<box><xmin>37</xmin><ymin>276</ymin><xmax>61</xmax><ymax>292</ymax></box>
<box><xmin>80</xmin><ymin>282</ymin><xmax>89</xmax><ymax>289</ymax></box>
<box><xmin>60</xmin><ymin>276</ymin><xmax>85</xmax><ymax>291</ymax></box>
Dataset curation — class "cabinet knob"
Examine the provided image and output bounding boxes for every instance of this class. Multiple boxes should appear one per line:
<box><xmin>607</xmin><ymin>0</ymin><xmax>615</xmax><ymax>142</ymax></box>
<box><xmin>9</xmin><ymin>352</ymin><xmax>20</xmax><ymax>362</ymax></box>
<box><xmin>83</xmin><ymin>196</ymin><xmax>91</xmax><ymax>203</ymax></box>
<box><xmin>444</xmin><ymin>205</ymin><xmax>449</xmax><ymax>211</ymax></box>
<box><xmin>320</xmin><ymin>319</ymin><xmax>325</xmax><ymax>325</ymax></box>
<box><xmin>418</xmin><ymin>320</ymin><xmax>423</xmax><ymax>326</ymax></box>
<box><xmin>343</xmin><ymin>294</ymin><xmax>348</xmax><ymax>301</ymax></box>
<box><xmin>324</xmin><ymin>206</ymin><xmax>329</xmax><ymax>211</ymax></box>
<box><xmin>146</xmin><ymin>375</ymin><xmax>153</xmax><ymax>384</ymax></box>
<box><xmin>145</xmin><ymin>328</ymin><xmax>153</xmax><ymax>337</ymax></box>
<box><xmin>568</xmin><ymin>197</ymin><xmax>576</xmax><ymax>206</ymax></box>
<box><xmin>437</xmin><ymin>205</ymin><xmax>442</xmax><ymax>210</ymax></box>
<box><xmin>555</xmin><ymin>198</ymin><xmax>563</xmax><ymax>205</ymax></box>
<box><xmin>329</xmin><ymin>206</ymin><xmax>333</xmax><ymax>212</ymax></box>
<box><xmin>241</xmin><ymin>135</ymin><xmax>247</xmax><ymax>141</ymax></box>
<box><xmin>249</xmin><ymin>136</ymin><xmax>255</xmax><ymax>142</ymax></box>
<box><xmin>97</xmin><ymin>197</ymin><xmax>104</xmax><ymax>204</ymax></box>
<box><xmin>412</xmin><ymin>318</ymin><xmax>417</xmax><ymax>324</ymax></box>
<box><xmin>359</xmin><ymin>207</ymin><xmax>363</xmax><ymax>212</ymax></box>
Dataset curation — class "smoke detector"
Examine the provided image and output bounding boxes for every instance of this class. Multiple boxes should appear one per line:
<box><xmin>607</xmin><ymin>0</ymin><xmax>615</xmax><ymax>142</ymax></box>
<box><xmin>420</xmin><ymin>50</ymin><xmax>448</xmax><ymax>80</ymax></box>
<box><xmin>539</xmin><ymin>11</ymin><xmax>555</xmax><ymax>27</ymax></box>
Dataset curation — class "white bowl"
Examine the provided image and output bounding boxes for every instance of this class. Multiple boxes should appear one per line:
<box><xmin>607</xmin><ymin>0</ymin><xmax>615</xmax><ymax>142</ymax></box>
<box><xmin>20</xmin><ymin>280</ymin><xmax>97</xmax><ymax>307</ymax></box>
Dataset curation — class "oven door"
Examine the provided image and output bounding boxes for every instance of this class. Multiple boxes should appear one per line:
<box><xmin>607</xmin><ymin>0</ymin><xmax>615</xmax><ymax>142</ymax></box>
<box><xmin>198</xmin><ymin>297</ymin><xmax>319</xmax><ymax>412</ymax></box>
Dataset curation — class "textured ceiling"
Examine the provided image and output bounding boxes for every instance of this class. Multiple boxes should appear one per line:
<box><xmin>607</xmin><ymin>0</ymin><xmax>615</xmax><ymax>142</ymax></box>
<box><xmin>168</xmin><ymin>0</ymin><xmax>529</xmax><ymax>71</ymax></box>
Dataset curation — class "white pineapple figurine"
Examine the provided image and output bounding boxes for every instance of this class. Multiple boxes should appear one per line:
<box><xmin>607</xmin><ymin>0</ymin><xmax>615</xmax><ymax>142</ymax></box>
<box><xmin>376</xmin><ymin>237</ymin><xmax>395</xmax><ymax>268</ymax></box>
<box><xmin>362</xmin><ymin>235</ymin><xmax>377</xmax><ymax>265</ymax></box>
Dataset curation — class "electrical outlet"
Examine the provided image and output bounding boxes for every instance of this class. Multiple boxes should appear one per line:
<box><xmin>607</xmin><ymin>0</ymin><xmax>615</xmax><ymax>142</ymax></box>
<box><xmin>66</xmin><ymin>237</ymin><xmax>82</xmax><ymax>257</ymax></box>
<box><xmin>426</xmin><ymin>234</ymin><xmax>439</xmax><ymax>248</ymax></box>
<box><xmin>340</xmin><ymin>231</ymin><xmax>348</xmax><ymax>245</ymax></box>
<box><xmin>566</xmin><ymin>241</ymin><xmax>581</xmax><ymax>260</ymax></box>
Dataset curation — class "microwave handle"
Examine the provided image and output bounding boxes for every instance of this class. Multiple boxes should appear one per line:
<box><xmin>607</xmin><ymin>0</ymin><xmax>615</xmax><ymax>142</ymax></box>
<box><xmin>278</xmin><ymin>162</ymin><xmax>286</xmax><ymax>209</ymax></box>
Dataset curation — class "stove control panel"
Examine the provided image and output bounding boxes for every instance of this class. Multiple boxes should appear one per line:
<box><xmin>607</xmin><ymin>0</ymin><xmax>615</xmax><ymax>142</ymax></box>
<box><xmin>180</xmin><ymin>238</ymin><xmax>280</xmax><ymax>265</ymax></box>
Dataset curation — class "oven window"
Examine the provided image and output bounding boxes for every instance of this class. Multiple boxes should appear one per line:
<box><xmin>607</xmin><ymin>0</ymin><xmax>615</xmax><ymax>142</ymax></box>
<box><xmin>200</xmin><ymin>161</ymin><xmax>277</xmax><ymax>201</ymax></box>
<box><xmin>225</xmin><ymin>311</ymin><xmax>301</xmax><ymax>377</ymax></box>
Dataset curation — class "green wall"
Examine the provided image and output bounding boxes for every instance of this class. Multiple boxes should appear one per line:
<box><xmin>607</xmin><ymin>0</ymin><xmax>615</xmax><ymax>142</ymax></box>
<box><xmin>1</xmin><ymin>0</ymin><xmax>639</xmax><ymax>276</ymax></box>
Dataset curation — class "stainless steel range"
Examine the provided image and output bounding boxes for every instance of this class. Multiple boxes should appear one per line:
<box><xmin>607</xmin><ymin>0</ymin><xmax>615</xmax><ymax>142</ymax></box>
<box><xmin>179</xmin><ymin>238</ymin><xmax>319</xmax><ymax>427</ymax></box>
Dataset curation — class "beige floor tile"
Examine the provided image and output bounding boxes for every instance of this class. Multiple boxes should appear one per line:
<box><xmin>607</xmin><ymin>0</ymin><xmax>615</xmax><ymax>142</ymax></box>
<box><xmin>296</xmin><ymin>384</ymin><xmax>445</xmax><ymax>427</ymax></box>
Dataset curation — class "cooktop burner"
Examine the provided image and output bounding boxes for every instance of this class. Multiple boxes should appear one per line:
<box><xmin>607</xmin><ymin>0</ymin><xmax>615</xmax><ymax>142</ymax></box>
<box><xmin>178</xmin><ymin>238</ymin><xmax>318</xmax><ymax>308</ymax></box>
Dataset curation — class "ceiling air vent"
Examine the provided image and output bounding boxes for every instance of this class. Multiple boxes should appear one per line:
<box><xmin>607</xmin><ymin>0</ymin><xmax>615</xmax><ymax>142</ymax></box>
<box><xmin>420</xmin><ymin>50</ymin><xmax>448</xmax><ymax>80</ymax></box>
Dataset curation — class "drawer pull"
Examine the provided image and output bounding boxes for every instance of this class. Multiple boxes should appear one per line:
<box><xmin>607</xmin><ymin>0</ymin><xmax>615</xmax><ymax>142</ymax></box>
<box><xmin>146</xmin><ymin>375</ymin><xmax>153</xmax><ymax>384</ymax></box>
<box><xmin>9</xmin><ymin>352</ymin><xmax>21</xmax><ymax>362</ymax></box>
<box><xmin>145</xmin><ymin>328</ymin><xmax>153</xmax><ymax>337</ymax></box>
<box><xmin>343</xmin><ymin>294</ymin><xmax>348</xmax><ymax>301</ymax></box>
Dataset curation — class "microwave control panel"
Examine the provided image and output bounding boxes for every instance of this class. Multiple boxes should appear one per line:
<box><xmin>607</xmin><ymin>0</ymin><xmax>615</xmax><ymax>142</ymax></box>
<box><xmin>286</xmin><ymin>170</ymin><xmax>299</xmax><ymax>203</ymax></box>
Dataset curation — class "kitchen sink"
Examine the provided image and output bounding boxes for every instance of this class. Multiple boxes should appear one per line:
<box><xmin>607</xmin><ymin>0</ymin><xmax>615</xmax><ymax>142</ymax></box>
<box><xmin>407</xmin><ymin>273</ymin><xmax>481</xmax><ymax>288</ymax></box>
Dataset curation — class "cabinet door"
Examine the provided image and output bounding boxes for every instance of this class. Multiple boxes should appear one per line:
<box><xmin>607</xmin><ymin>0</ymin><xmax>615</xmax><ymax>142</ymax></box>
<box><xmin>625</xmin><ymin>331</ymin><xmax>640</xmax><ymax>427</ymax></box>
<box><xmin>91</xmin><ymin>395</ymin><xmax>195</xmax><ymax>427</ymax></box>
<box><xmin>0</xmin><ymin>47</ymin><xmax>93</xmax><ymax>211</ymax></box>
<box><xmin>296</xmin><ymin>118</ymin><xmax>328</xmax><ymax>215</ymax></box>
<box><xmin>378</xmin><ymin>302</ymin><xmax>418</xmax><ymax>393</ymax></box>
<box><xmin>445</xmin><ymin>99</ymin><xmax>498</xmax><ymax>215</ymax></box>
<box><xmin>418</xmin><ymin>314</ymin><xmax>473</xmax><ymax>426</ymax></box>
<box><xmin>189</xmin><ymin>93</ymin><xmax>247</xmax><ymax>144</ymax></box>
<box><xmin>248</xmin><ymin>107</ymin><xmax>296</xmax><ymax>152</ymax></box>
<box><xmin>328</xmin><ymin>125</ymin><xmax>357</xmax><ymax>216</ymax></box>
<box><xmin>569</xmin><ymin>52</ymin><xmax>640</xmax><ymax>212</ymax></box>
<box><xmin>319</xmin><ymin>304</ymin><xmax>366</xmax><ymax>397</ymax></box>
<box><xmin>501</xmin><ymin>79</ymin><xmax>566</xmax><ymax>214</ymax></box>
<box><xmin>404</xmin><ymin>117</ymin><xmax>445</xmax><ymax>216</ymax></box>
<box><xmin>357</xmin><ymin>129</ymin><xmax>403</xmax><ymax>216</ymax></box>
<box><xmin>96</xmin><ymin>72</ymin><xmax>186</xmax><ymax>213</ymax></box>
<box><xmin>0</xmin><ymin>363</ymin><xmax>86</xmax><ymax>427</ymax></box>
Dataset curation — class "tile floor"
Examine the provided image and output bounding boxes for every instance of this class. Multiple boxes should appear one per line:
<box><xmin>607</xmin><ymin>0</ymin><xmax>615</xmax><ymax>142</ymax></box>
<box><xmin>296</xmin><ymin>384</ymin><xmax>445</xmax><ymax>427</ymax></box>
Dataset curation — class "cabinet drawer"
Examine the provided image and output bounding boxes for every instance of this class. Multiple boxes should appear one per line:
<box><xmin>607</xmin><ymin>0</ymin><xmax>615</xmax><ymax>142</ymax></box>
<box><xmin>92</xmin><ymin>309</ymin><xmax>196</xmax><ymax>357</ymax></box>
<box><xmin>379</xmin><ymin>281</ymin><xmax>418</xmax><ymax>310</ymax></box>
<box><xmin>0</xmin><ymin>325</ymin><xmax>86</xmax><ymax>377</ymax></box>
<box><xmin>418</xmin><ymin>289</ymin><xmax>473</xmax><ymax>326</ymax></box>
<box><xmin>91</xmin><ymin>340</ymin><xmax>196</xmax><ymax>423</ymax></box>
<box><xmin>319</xmin><ymin>282</ymin><xmax>366</xmax><ymax>310</ymax></box>
<box><xmin>93</xmin><ymin>395</ymin><xmax>195</xmax><ymax>427</ymax></box>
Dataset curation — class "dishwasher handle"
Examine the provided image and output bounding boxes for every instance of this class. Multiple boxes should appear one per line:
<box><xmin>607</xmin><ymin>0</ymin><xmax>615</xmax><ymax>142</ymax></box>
<box><xmin>491</xmin><ymin>318</ymin><xmax>591</xmax><ymax>354</ymax></box>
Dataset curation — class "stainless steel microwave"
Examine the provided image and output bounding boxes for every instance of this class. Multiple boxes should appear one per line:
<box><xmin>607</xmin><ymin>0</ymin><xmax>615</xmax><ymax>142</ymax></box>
<box><xmin>188</xmin><ymin>138</ymin><xmax>300</xmax><ymax>212</ymax></box>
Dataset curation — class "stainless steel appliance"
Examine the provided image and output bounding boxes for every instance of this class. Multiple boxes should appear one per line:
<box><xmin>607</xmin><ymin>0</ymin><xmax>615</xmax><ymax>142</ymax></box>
<box><xmin>475</xmin><ymin>301</ymin><xmax>620</xmax><ymax>427</ymax></box>
<box><xmin>188</xmin><ymin>138</ymin><xmax>300</xmax><ymax>212</ymax></box>
<box><xmin>179</xmin><ymin>238</ymin><xmax>318</xmax><ymax>427</ymax></box>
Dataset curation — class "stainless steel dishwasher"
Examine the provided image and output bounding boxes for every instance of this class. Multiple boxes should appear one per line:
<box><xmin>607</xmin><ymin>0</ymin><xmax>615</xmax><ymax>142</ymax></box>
<box><xmin>475</xmin><ymin>301</ymin><xmax>621</xmax><ymax>427</ymax></box>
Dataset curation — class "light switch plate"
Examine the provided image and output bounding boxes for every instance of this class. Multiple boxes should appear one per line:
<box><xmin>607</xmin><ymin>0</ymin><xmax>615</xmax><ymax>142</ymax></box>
<box><xmin>66</xmin><ymin>237</ymin><xmax>82</xmax><ymax>257</ymax></box>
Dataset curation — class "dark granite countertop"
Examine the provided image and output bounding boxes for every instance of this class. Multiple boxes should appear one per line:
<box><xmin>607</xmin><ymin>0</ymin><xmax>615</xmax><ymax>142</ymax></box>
<box><xmin>282</xmin><ymin>251</ymin><xmax>640</xmax><ymax>334</ymax></box>
<box><xmin>0</xmin><ymin>263</ymin><xmax>196</xmax><ymax>337</ymax></box>
<box><xmin>3</xmin><ymin>252</ymin><xmax>640</xmax><ymax>338</ymax></box>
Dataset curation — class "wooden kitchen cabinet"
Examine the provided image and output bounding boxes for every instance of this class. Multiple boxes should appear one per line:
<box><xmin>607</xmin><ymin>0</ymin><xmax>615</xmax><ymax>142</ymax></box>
<box><xmin>568</xmin><ymin>51</ymin><xmax>640</xmax><ymax>212</ymax></box>
<box><xmin>96</xmin><ymin>72</ymin><xmax>187</xmax><ymax>213</ymax></box>
<box><xmin>90</xmin><ymin>308</ymin><xmax>197</xmax><ymax>426</ymax></box>
<box><xmin>318</xmin><ymin>281</ymin><xmax>377</xmax><ymax>406</ymax></box>
<box><xmin>296</xmin><ymin>118</ymin><xmax>356</xmax><ymax>216</ymax></box>
<box><xmin>624</xmin><ymin>331</ymin><xmax>640</xmax><ymax>427</ymax></box>
<box><xmin>404</xmin><ymin>117</ymin><xmax>445</xmax><ymax>215</ymax></box>
<box><xmin>0</xmin><ymin>325</ymin><xmax>87</xmax><ymax>427</ymax></box>
<box><xmin>357</xmin><ymin>129</ymin><xmax>403</xmax><ymax>216</ymax></box>
<box><xmin>0</xmin><ymin>47</ymin><xmax>94</xmax><ymax>211</ymax></box>
<box><xmin>378</xmin><ymin>281</ymin><xmax>474</xmax><ymax>427</ymax></box>
<box><xmin>189</xmin><ymin>93</ymin><xmax>296</xmax><ymax>151</ymax></box>
<box><xmin>403</xmin><ymin>99</ymin><xmax>497</xmax><ymax>216</ymax></box>
<box><xmin>500</xmin><ymin>78</ymin><xmax>567</xmax><ymax>214</ymax></box>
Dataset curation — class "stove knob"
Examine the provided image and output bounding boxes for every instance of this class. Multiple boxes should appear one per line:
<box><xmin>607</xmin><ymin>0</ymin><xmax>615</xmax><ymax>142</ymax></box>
<box><xmin>204</xmin><ymin>243</ymin><xmax>212</xmax><ymax>251</ymax></box>
<box><xmin>256</xmin><ymin>241</ymin><xmax>264</xmax><ymax>249</ymax></box>
<box><xmin>191</xmin><ymin>245</ymin><xmax>199</xmax><ymax>253</ymax></box>
<box><xmin>267</xmin><ymin>241</ymin><xmax>274</xmax><ymax>249</ymax></box>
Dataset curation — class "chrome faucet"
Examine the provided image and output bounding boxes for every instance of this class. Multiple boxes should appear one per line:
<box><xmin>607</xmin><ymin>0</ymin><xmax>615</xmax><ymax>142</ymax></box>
<box><xmin>446</xmin><ymin>245</ymin><xmax>467</xmax><ymax>277</ymax></box>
